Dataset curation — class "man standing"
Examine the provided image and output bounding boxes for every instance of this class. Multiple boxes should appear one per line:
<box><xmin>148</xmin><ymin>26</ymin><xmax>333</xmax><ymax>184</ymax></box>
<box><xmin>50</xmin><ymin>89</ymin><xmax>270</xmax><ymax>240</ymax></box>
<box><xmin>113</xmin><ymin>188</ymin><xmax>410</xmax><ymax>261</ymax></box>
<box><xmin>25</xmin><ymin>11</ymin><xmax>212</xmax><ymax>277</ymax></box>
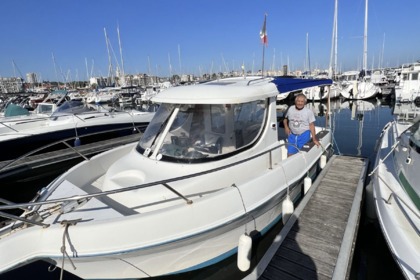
<box><xmin>283</xmin><ymin>94</ymin><xmax>320</xmax><ymax>156</ymax></box>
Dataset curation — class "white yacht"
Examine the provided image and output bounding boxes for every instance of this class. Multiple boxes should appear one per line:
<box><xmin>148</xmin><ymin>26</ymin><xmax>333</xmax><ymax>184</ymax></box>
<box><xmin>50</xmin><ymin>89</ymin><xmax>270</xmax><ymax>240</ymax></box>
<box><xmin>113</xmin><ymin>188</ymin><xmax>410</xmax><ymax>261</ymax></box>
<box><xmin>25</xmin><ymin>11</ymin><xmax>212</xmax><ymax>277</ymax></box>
<box><xmin>395</xmin><ymin>62</ymin><xmax>420</xmax><ymax>103</ymax></box>
<box><xmin>0</xmin><ymin>76</ymin><xmax>332</xmax><ymax>279</ymax></box>
<box><xmin>371</xmin><ymin>117</ymin><xmax>420</xmax><ymax>280</ymax></box>
<box><xmin>0</xmin><ymin>100</ymin><xmax>154</xmax><ymax>161</ymax></box>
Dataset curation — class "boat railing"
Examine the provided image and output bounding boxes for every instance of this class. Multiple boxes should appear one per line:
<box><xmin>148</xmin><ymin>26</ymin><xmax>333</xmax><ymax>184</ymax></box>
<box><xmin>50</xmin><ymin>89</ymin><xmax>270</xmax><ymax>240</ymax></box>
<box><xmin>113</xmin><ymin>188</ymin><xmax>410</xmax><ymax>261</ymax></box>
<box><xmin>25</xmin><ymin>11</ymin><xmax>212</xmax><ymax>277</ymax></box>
<box><xmin>247</xmin><ymin>77</ymin><xmax>271</xmax><ymax>86</ymax></box>
<box><xmin>0</xmin><ymin>131</ymin><xmax>330</xmax><ymax>229</ymax></box>
<box><xmin>376</xmin><ymin>173</ymin><xmax>420</xmax><ymax>224</ymax></box>
<box><xmin>0</xmin><ymin>124</ymin><xmax>146</xmax><ymax>172</ymax></box>
<box><xmin>0</xmin><ymin>115</ymin><xmax>51</xmax><ymax>133</ymax></box>
<box><xmin>0</xmin><ymin>105</ymin><xmax>143</xmax><ymax>133</ymax></box>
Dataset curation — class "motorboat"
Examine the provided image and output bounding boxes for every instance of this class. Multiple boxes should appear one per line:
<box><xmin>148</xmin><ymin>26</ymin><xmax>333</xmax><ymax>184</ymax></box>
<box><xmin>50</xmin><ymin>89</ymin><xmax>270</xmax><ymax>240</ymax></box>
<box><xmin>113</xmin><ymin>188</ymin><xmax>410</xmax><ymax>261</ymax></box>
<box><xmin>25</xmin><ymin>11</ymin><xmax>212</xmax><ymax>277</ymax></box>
<box><xmin>392</xmin><ymin>102</ymin><xmax>420</xmax><ymax>120</ymax></box>
<box><xmin>117</xmin><ymin>86</ymin><xmax>141</xmax><ymax>107</ymax></box>
<box><xmin>0</xmin><ymin>100</ymin><xmax>154</xmax><ymax>162</ymax></box>
<box><xmin>370</xmin><ymin>117</ymin><xmax>420</xmax><ymax>280</ymax></box>
<box><xmin>85</xmin><ymin>88</ymin><xmax>119</xmax><ymax>104</ymax></box>
<box><xmin>395</xmin><ymin>62</ymin><xmax>420</xmax><ymax>104</ymax></box>
<box><xmin>0</xmin><ymin>76</ymin><xmax>332</xmax><ymax>279</ymax></box>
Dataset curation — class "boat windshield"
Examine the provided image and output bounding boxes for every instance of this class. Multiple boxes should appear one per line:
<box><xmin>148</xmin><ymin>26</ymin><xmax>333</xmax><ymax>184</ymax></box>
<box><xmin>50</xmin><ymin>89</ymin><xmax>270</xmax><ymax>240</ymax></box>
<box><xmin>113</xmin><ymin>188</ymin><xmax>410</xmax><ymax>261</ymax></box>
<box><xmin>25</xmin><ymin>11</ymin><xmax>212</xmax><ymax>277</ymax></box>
<box><xmin>137</xmin><ymin>100</ymin><xmax>267</xmax><ymax>161</ymax></box>
<box><xmin>50</xmin><ymin>101</ymin><xmax>103</xmax><ymax>117</ymax></box>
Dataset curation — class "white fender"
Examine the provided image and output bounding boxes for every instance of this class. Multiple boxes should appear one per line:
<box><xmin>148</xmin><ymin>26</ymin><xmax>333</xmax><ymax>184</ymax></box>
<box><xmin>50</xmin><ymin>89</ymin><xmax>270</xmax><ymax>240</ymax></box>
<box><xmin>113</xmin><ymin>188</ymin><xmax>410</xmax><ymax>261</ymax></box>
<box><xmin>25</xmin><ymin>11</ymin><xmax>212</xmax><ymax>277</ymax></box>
<box><xmin>320</xmin><ymin>155</ymin><xmax>327</xmax><ymax>169</ymax></box>
<box><xmin>237</xmin><ymin>233</ymin><xmax>252</xmax><ymax>271</ymax></box>
<box><xmin>282</xmin><ymin>195</ymin><xmax>294</xmax><ymax>225</ymax></box>
<box><xmin>365</xmin><ymin>181</ymin><xmax>377</xmax><ymax>220</ymax></box>
<box><xmin>304</xmin><ymin>177</ymin><xmax>312</xmax><ymax>194</ymax></box>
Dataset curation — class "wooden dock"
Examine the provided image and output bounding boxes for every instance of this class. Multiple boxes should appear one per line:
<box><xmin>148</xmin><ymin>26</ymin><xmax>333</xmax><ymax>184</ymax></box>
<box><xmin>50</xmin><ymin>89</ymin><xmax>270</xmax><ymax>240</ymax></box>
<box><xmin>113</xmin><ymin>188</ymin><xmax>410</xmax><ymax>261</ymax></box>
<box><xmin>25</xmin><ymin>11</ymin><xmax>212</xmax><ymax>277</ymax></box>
<box><xmin>244</xmin><ymin>155</ymin><xmax>369</xmax><ymax>280</ymax></box>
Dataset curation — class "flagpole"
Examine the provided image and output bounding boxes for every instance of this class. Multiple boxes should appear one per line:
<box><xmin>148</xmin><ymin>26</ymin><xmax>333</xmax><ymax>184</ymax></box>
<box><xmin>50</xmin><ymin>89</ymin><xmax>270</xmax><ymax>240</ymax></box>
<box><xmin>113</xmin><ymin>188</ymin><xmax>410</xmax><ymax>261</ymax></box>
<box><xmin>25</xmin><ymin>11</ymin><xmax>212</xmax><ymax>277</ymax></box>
<box><xmin>259</xmin><ymin>14</ymin><xmax>267</xmax><ymax>77</ymax></box>
<box><xmin>262</xmin><ymin>44</ymin><xmax>265</xmax><ymax>77</ymax></box>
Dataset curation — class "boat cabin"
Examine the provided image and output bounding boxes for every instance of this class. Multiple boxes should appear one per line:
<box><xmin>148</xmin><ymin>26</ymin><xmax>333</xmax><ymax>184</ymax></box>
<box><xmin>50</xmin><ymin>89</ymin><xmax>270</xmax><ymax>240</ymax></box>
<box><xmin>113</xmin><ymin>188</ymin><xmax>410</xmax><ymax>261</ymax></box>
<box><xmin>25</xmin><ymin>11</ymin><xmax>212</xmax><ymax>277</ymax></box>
<box><xmin>137</xmin><ymin>100</ymin><xmax>266</xmax><ymax>162</ymax></box>
<box><xmin>136</xmin><ymin>76</ymin><xmax>332</xmax><ymax>163</ymax></box>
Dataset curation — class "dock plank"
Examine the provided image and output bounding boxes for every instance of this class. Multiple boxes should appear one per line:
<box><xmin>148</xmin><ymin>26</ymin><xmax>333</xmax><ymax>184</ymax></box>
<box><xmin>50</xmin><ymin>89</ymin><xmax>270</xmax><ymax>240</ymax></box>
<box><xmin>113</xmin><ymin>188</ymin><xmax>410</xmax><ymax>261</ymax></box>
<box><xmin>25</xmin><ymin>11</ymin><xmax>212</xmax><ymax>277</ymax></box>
<box><xmin>243</xmin><ymin>155</ymin><xmax>368</xmax><ymax>280</ymax></box>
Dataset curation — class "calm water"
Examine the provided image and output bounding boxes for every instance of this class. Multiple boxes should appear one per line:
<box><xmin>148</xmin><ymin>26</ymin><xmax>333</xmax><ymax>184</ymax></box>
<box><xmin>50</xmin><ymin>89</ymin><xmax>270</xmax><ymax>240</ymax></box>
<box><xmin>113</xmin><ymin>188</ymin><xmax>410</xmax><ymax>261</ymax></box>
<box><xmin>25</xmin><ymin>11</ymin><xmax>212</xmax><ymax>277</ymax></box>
<box><xmin>0</xmin><ymin>97</ymin><xmax>409</xmax><ymax>280</ymax></box>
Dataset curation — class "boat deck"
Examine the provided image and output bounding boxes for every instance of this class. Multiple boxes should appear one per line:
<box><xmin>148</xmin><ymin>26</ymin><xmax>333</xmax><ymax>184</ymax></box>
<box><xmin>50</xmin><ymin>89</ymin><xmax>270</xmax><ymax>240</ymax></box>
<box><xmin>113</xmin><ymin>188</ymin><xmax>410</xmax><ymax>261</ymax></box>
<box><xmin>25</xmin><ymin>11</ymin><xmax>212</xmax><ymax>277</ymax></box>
<box><xmin>244</xmin><ymin>155</ymin><xmax>369</xmax><ymax>280</ymax></box>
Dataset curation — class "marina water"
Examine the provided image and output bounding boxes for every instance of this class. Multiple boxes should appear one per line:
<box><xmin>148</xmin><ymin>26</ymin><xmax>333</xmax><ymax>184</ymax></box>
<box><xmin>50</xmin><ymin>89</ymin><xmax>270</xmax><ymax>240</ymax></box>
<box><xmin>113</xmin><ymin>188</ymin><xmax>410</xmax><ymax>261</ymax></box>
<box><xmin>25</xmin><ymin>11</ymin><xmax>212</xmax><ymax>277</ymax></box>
<box><xmin>0</xmin><ymin>97</ymin><xmax>407</xmax><ymax>280</ymax></box>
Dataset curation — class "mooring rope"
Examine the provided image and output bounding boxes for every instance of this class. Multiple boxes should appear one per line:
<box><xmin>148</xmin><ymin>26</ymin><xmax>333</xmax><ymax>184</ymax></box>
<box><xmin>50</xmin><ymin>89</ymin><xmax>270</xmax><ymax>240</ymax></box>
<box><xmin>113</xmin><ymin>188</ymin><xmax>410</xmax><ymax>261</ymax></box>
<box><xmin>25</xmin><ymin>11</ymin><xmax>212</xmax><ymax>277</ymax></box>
<box><xmin>59</xmin><ymin>220</ymin><xmax>79</xmax><ymax>280</ymax></box>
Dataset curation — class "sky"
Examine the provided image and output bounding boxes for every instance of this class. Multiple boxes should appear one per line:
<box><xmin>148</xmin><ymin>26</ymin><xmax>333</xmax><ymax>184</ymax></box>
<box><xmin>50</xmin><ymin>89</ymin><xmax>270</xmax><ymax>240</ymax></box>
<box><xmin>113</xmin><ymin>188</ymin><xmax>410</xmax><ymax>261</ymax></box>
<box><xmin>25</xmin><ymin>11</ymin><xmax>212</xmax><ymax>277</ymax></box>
<box><xmin>0</xmin><ymin>0</ymin><xmax>419</xmax><ymax>81</ymax></box>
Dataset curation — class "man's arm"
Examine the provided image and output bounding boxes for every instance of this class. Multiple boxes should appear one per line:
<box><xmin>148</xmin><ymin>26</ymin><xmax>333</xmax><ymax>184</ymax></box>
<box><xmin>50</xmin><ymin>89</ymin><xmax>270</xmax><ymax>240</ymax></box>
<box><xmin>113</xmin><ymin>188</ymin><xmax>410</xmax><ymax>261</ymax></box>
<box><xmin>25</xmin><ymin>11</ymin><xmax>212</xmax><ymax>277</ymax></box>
<box><xmin>309</xmin><ymin>122</ymin><xmax>320</xmax><ymax>147</ymax></box>
<box><xmin>283</xmin><ymin>118</ymin><xmax>290</xmax><ymax>136</ymax></box>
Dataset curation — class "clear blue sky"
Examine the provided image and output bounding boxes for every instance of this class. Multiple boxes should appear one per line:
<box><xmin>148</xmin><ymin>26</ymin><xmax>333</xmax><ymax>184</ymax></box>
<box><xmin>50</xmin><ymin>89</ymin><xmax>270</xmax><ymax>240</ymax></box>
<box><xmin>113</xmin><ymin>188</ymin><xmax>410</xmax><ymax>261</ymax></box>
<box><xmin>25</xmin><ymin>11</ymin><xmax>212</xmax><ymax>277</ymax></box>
<box><xmin>0</xmin><ymin>0</ymin><xmax>419</xmax><ymax>81</ymax></box>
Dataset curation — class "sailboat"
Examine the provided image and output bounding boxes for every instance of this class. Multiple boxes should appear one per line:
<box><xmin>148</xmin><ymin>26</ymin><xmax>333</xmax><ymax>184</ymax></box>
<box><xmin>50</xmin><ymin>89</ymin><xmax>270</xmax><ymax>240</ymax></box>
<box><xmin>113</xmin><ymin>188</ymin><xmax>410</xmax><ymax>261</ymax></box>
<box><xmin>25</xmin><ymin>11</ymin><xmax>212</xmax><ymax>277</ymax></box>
<box><xmin>340</xmin><ymin>0</ymin><xmax>380</xmax><ymax>100</ymax></box>
<box><xmin>303</xmin><ymin>0</ymin><xmax>340</xmax><ymax>101</ymax></box>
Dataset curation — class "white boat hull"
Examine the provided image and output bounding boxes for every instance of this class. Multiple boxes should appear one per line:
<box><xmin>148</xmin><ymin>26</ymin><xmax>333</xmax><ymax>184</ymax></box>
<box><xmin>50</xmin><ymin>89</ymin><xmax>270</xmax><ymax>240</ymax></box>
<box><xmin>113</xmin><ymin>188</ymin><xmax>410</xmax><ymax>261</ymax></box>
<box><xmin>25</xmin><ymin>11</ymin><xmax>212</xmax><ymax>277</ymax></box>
<box><xmin>372</xmin><ymin>120</ymin><xmax>420</xmax><ymax>280</ymax></box>
<box><xmin>0</xmin><ymin>76</ymin><xmax>334</xmax><ymax>279</ymax></box>
<box><xmin>0</xmin><ymin>132</ymin><xmax>331</xmax><ymax>279</ymax></box>
<box><xmin>340</xmin><ymin>80</ymin><xmax>379</xmax><ymax>100</ymax></box>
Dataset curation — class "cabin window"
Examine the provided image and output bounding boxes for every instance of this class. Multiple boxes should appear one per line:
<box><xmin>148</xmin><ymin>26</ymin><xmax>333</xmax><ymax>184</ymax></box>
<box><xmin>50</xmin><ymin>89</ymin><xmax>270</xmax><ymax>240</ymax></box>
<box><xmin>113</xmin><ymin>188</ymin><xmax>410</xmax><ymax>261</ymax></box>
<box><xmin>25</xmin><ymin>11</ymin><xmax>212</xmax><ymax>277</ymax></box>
<box><xmin>210</xmin><ymin>105</ymin><xmax>226</xmax><ymax>134</ymax></box>
<box><xmin>233</xmin><ymin>100</ymin><xmax>266</xmax><ymax>149</ymax></box>
<box><xmin>138</xmin><ymin>103</ymin><xmax>175</xmax><ymax>150</ymax></box>
<box><xmin>402</xmin><ymin>73</ymin><xmax>408</xmax><ymax>81</ymax></box>
<box><xmin>411</xmin><ymin>73</ymin><xmax>418</xmax><ymax>81</ymax></box>
<box><xmin>137</xmin><ymin>100</ymin><xmax>267</xmax><ymax>162</ymax></box>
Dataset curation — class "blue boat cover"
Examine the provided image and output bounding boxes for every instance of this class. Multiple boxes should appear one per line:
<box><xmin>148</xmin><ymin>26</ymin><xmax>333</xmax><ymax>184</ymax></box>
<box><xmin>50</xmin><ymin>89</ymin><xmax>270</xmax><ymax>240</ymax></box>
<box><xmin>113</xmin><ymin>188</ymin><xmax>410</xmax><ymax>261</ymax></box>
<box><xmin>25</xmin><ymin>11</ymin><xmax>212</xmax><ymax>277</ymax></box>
<box><xmin>270</xmin><ymin>76</ymin><xmax>332</xmax><ymax>93</ymax></box>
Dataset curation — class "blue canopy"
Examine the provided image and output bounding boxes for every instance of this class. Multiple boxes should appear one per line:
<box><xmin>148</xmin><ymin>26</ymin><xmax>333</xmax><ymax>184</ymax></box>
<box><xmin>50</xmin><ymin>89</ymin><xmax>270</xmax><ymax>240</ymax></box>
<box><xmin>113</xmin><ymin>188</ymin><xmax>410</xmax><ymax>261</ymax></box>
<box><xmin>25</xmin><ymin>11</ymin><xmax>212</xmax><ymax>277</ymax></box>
<box><xmin>270</xmin><ymin>77</ymin><xmax>333</xmax><ymax>93</ymax></box>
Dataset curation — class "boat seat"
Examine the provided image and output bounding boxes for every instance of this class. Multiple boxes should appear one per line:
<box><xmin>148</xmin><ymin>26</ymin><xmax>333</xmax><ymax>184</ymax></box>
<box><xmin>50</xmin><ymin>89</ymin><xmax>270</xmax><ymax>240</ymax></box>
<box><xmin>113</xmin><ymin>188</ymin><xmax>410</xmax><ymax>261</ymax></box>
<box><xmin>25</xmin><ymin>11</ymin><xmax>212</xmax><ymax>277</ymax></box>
<box><xmin>194</xmin><ymin>136</ymin><xmax>223</xmax><ymax>154</ymax></box>
<box><xmin>299</xmin><ymin>130</ymin><xmax>329</xmax><ymax>152</ymax></box>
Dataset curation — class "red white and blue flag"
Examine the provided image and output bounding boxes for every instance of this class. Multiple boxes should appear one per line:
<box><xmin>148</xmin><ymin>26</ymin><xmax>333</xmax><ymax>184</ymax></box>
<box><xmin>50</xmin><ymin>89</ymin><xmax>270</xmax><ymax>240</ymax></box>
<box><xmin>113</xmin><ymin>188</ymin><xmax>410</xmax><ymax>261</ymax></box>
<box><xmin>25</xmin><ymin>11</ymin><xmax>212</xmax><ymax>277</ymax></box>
<box><xmin>260</xmin><ymin>14</ymin><xmax>268</xmax><ymax>45</ymax></box>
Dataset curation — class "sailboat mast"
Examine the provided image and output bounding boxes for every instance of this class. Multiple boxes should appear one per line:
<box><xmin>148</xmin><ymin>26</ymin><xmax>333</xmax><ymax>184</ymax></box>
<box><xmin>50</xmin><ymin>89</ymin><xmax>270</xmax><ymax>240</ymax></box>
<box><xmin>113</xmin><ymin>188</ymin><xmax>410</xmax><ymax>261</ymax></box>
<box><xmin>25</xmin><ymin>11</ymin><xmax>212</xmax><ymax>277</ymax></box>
<box><xmin>334</xmin><ymin>3</ymin><xmax>338</xmax><ymax>76</ymax></box>
<box><xmin>306</xmin><ymin>33</ymin><xmax>311</xmax><ymax>74</ymax></box>
<box><xmin>52</xmin><ymin>52</ymin><xmax>59</xmax><ymax>83</ymax></box>
<box><xmin>104</xmin><ymin>27</ymin><xmax>113</xmax><ymax>85</ymax></box>
<box><xmin>363</xmin><ymin>0</ymin><xmax>368</xmax><ymax>71</ymax></box>
<box><xmin>380</xmin><ymin>33</ymin><xmax>385</xmax><ymax>69</ymax></box>
<box><xmin>117</xmin><ymin>24</ymin><xmax>125</xmax><ymax>77</ymax></box>
<box><xmin>168</xmin><ymin>53</ymin><xmax>172</xmax><ymax>78</ymax></box>
<box><xmin>328</xmin><ymin>0</ymin><xmax>338</xmax><ymax>79</ymax></box>
<box><xmin>178</xmin><ymin>44</ymin><xmax>182</xmax><ymax>74</ymax></box>
<box><xmin>85</xmin><ymin>57</ymin><xmax>89</xmax><ymax>81</ymax></box>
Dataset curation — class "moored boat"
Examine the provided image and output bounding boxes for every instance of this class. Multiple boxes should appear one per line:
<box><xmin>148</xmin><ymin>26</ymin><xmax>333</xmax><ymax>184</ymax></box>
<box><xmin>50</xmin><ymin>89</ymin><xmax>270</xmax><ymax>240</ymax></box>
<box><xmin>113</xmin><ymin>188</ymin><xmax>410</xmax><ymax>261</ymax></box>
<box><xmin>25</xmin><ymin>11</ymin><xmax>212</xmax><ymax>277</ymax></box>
<box><xmin>0</xmin><ymin>76</ymin><xmax>333</xmax><ymax>279</ymax></box>
<box><xmin>339</xmin><ymin>70</ymin><xmax>380</xmax><ymax>100</ymax></box>
<box><xmin>0</xmin><ymin>100</ymin><xmax>154</xmax><ymax>162</ymax></box>
<box><xmin>395</xmin><ymin>62</ymin><xmax>420</xmax><ymax>104</ymax></box>
<box><xmin>370</xmin><ymin>117</ymin><xmax>420</xmax><ymax>280</ymax></box>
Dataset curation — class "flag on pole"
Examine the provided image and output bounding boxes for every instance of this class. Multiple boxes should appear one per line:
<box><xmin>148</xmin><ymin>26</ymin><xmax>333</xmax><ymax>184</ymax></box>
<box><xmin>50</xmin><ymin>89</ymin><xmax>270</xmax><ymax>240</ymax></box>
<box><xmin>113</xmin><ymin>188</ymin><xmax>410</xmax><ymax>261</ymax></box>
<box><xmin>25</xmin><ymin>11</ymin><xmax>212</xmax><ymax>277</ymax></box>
<box><xmin>260</xmin><ymin>14</ymin><xmax>268</xmax><ymax>45</ymax></box>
